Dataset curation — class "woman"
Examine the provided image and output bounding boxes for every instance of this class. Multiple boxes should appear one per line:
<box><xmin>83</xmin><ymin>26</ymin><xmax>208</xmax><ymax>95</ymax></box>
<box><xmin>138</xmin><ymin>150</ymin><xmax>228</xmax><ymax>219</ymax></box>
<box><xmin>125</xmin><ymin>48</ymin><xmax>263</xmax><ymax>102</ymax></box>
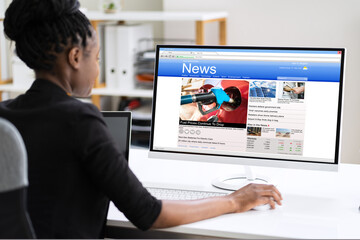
<box><xmin>0</xmin><ymin>0</ymin><xmax>282</xmax><ymax>238</ymax></box>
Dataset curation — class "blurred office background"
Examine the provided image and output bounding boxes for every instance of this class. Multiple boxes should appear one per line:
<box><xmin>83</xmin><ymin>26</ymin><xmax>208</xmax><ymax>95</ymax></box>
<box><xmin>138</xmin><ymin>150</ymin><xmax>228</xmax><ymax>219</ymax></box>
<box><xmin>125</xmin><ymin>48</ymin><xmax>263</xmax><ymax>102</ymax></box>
<box><xmin>0</xmin><ymin>0</ymin><xmax>359</xmax><ymax>164</ymax></box>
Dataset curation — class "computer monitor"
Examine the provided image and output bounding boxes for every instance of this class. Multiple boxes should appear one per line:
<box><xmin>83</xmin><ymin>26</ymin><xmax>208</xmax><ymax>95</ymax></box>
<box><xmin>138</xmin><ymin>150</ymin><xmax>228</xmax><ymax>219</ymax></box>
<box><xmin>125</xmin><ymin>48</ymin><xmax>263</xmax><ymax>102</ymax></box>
<box><xmin>149</xmin><ymin>45</ymin><xmax>345</xmax><ymax>190</ymax></box>
<box><xmin>102</xmin><ymin>111</ymin><xmax>131</xmax><ymax>162</ymax></box>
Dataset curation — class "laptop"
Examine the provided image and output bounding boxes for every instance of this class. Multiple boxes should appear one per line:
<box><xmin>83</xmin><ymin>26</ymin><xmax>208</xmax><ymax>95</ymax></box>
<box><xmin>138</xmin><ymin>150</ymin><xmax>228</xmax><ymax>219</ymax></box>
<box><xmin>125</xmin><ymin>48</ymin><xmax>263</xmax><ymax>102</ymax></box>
<box><xmin>101</xmin><ymin>111</ymin><xmax>131</xmax><ymax>162</ymax></box>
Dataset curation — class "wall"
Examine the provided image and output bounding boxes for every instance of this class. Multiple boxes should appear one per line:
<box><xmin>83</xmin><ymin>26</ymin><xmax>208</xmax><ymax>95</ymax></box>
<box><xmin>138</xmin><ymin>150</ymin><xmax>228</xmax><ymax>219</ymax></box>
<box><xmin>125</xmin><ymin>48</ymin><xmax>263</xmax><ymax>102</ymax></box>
<box><xmin>163</xmin><ymin>0</ymin><xmax>360</xmax><ymax>164</ymax></box>
<box><xmin>79</xmin><ymin>0</ymin><xmax>164</xmax><ymax>38</ymax></box>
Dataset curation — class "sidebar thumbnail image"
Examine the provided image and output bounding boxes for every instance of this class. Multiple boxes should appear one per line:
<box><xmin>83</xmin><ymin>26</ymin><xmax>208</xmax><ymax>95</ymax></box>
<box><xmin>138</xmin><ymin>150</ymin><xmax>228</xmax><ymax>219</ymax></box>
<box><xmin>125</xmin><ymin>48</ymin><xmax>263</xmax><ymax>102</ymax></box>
<box><xmin>249</xmin><ymin>81</ymin><xmax>276</xmax><ymax>98</ymax></box>
<box><xmin>247</xmin><ymin>127</ymin><xmax>262</xmax><ymax>136</ymax></box>
<box><xmin>281</xmin><ymin>82</ymin><xmax>305</xmax><ymax>99</ymax></box>
<box><xmin>276</xmin><ymin>128</ymin><xmax>291</xmax><ymax>138</ymax></box>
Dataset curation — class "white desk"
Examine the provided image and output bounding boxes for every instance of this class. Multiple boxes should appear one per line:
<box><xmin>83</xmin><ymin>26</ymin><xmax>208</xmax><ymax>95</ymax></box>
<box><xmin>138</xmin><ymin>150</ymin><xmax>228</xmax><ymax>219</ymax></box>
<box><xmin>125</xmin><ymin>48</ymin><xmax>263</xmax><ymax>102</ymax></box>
<box><xmin>107</xmin><ymin>148</ymin><xmax>360</xmax><ymax>239</ymax></box>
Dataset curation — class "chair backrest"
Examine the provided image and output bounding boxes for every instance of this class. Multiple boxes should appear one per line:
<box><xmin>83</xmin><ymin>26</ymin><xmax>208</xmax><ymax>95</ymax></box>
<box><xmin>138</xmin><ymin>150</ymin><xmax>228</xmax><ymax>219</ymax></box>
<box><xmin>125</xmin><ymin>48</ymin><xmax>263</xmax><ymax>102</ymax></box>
<box><xmin>0</xmin><ymin>117</ymin><xmax>36</xmax><ymax>239</ymax></box>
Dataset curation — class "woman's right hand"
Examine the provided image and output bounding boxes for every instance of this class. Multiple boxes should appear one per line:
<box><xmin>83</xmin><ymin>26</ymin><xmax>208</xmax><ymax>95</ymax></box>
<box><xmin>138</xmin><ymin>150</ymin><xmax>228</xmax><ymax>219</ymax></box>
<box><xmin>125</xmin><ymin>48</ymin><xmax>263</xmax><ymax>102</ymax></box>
<box><xmin>226</xmin><ymin>183</ymin><xmax>283</xmax><ymax>213</ymax></box>
<box><xmin>152</xmin><ymin>183</ymin><xmax>283</xmax><ymax>229</ymax></box>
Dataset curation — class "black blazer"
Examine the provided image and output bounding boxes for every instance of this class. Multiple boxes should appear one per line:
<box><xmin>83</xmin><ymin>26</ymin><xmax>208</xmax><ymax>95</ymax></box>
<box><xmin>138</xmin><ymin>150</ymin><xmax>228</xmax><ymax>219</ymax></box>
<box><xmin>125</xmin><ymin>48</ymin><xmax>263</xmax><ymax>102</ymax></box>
<box><xmin>0</xmin><ymin>79</ymin><xmax>161</xmax><ymax>238</ymax></box>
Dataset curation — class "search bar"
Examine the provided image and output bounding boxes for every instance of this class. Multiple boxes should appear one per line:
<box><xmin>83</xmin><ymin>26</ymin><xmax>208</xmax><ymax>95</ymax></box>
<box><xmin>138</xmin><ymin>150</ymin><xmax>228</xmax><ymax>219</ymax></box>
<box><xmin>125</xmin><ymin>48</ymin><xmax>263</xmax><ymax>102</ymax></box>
<box><xmin>277</xmin><ymin>77</ymin><xmax>308</xmax><ymax>81</ymax></box>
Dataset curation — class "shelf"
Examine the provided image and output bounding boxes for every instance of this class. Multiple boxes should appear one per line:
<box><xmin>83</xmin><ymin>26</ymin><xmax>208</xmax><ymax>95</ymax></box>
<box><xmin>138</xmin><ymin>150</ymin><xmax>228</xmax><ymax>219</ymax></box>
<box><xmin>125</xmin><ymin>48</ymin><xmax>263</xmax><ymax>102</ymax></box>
<box><xmin>91</xmin><ymin>88</ymin><xmax>153</xmax><ymax>98</ymax></box>
<box><xmin>85</xmin><ymin>11</ymin><xmax>228</xmax><ymax>22</ymax></box>
<box><xmin>0</xmin><ymin>85</ymin><xmax>154</xmax><ymax>99</ymax></box>
<box><xmin>0</xmin><ymin>11</ymin><xmax>227</xmax><ymax>107</ymax></box>
<box><xmin>0</xmin><ymin>84</ymin><xmax>29</xmax><ymax>93</ymax></box>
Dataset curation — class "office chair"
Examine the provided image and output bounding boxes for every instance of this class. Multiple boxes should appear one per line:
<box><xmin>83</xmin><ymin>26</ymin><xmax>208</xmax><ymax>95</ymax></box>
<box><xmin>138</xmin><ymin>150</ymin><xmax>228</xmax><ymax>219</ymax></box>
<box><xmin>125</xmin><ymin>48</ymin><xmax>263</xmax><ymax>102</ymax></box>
<box><xmin>0</xmin><ymin>117</ymin><xmax>36</xmax><ymax>239</ymax></box>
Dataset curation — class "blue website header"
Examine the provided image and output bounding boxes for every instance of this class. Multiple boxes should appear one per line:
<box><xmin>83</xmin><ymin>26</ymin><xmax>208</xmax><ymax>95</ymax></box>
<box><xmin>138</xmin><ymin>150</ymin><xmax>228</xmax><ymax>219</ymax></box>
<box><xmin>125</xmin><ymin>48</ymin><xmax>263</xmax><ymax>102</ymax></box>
<box><xmin>157</xmin><ymin>59</ymin><xmax>341</xmax><ymax>82</ymax></box>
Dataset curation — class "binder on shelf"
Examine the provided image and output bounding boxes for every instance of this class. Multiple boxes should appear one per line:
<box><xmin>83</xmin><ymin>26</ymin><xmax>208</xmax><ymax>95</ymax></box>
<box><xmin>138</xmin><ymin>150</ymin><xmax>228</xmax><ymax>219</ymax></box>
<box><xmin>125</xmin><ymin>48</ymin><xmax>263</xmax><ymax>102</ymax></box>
<box><xmin>104</xmin><ymin>24</ymin><xmax>153</xmax><ymax>90</ymax></box>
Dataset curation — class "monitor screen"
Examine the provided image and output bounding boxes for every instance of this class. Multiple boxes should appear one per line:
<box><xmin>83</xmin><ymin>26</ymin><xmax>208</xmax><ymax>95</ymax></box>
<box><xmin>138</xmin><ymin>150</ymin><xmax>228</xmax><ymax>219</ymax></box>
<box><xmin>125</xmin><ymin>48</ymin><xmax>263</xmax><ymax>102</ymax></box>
<box><xmin>150</xmin><ymin>46</ymin><xmax>345</xmax><ymax>170</ymax></box>
<box><xmin>102</xmin><ymin>111</ymin><xmax>131</xmax><ymax>162</ymax></box>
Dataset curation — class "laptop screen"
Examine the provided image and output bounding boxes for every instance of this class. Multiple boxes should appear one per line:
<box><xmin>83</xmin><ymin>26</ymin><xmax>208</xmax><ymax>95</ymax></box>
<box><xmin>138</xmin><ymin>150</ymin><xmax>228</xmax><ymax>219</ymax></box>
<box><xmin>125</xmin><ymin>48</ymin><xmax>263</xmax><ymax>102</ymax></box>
<box><xmin>102</xmin><ymin>111</ymin><xmax>131</xmax><ymax>162</ymax></box>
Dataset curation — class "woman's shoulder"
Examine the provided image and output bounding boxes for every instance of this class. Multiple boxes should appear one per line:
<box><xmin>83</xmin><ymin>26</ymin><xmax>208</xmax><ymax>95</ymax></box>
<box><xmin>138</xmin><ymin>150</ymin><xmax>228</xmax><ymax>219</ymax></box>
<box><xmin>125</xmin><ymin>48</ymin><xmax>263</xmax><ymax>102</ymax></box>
<box><xmin>67</xmin><ymin>98</ymin><xmax>103</xmax><ymax>118</ymax></box>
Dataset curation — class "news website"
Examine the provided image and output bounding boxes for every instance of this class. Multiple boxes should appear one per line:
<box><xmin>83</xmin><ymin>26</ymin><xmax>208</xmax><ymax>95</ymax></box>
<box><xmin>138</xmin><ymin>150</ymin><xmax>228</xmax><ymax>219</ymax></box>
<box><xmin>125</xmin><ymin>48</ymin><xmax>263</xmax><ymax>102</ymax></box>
<box><xmin>152</xmin><ymin>48</ymin><xmax>343</xmax><ymax>163</ymax></box>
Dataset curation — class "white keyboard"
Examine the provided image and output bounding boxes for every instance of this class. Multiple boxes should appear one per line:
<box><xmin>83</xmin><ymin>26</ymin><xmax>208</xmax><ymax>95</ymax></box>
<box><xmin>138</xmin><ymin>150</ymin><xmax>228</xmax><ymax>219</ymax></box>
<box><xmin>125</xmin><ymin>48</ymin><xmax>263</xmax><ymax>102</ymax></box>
<box><xmin>146</xmin><ymin>187</ymin><xmax>228</xmax><ymax>200</ymax></box>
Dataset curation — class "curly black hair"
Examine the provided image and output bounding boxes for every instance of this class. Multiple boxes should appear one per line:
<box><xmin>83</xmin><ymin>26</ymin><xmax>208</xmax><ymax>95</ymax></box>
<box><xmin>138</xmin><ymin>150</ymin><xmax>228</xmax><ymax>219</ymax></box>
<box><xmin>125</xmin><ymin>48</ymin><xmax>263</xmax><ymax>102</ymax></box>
<box><xmin>3</xmin><ymin>0</ymin><xmax>93</xmax><ymax>71</ymax></box>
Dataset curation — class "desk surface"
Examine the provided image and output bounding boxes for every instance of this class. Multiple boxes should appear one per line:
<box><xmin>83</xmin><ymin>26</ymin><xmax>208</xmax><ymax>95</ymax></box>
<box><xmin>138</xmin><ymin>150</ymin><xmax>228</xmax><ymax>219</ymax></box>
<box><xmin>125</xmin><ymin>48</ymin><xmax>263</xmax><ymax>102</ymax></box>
<box><xmin>107</xmin><ymin>148</ymin><xmax>360</xmax><ymax>239</ymax></box>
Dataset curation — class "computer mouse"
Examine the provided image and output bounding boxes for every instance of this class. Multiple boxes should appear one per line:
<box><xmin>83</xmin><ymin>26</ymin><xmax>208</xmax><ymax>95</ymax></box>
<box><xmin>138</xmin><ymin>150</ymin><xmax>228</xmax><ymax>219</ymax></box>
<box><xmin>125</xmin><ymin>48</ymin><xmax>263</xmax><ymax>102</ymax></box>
<box><xmin>252</xmin><ymin>204</ymin><xmax>271</xmax><ymax>211</ymax></box>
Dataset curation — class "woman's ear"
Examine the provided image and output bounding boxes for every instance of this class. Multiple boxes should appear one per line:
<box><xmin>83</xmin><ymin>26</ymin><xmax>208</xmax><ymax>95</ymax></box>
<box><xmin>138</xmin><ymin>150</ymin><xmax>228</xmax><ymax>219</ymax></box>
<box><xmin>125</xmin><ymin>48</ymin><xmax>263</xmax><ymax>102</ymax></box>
<box><xmin>68</xmin><ymin>47</ymin><xmax>82</xmax><ymax>70</ymax></box>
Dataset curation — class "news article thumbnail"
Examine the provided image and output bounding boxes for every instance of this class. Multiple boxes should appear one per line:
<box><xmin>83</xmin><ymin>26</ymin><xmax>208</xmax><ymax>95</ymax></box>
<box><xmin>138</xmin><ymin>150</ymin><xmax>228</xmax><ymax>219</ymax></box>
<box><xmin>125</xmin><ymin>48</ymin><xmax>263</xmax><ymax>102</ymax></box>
<box><xmin>179</xmin><ymin>78</ymin><xmax>249</xmax><ymax>128</ymax></box>
<box><xmin>249</xmin><ymin>81</ymin><xmax>276</xmax><ymax>98</ymax></box>
<box><xmin>276</xmin><ymin>128</ymin><xmax>291</xmax><ymax>138</ymax></box>
<box><xmin>280</xmin><ymin>82</ymin><xmax>305</xmax><ymax>100</ymax></box>
<box><xmin>247</xmin><ymin>127</ymin><xmax>262</xmax><ymax>136</ymax></box>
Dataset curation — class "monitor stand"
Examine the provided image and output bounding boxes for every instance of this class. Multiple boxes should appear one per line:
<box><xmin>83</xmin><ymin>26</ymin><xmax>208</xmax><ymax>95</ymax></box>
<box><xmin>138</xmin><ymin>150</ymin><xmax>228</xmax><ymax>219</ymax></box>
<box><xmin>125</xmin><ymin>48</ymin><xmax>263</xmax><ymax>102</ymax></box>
<box><xmin>211</xmin><ymin>166</ymin><xmax>269</xmax><ymax>191</ymax></box>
